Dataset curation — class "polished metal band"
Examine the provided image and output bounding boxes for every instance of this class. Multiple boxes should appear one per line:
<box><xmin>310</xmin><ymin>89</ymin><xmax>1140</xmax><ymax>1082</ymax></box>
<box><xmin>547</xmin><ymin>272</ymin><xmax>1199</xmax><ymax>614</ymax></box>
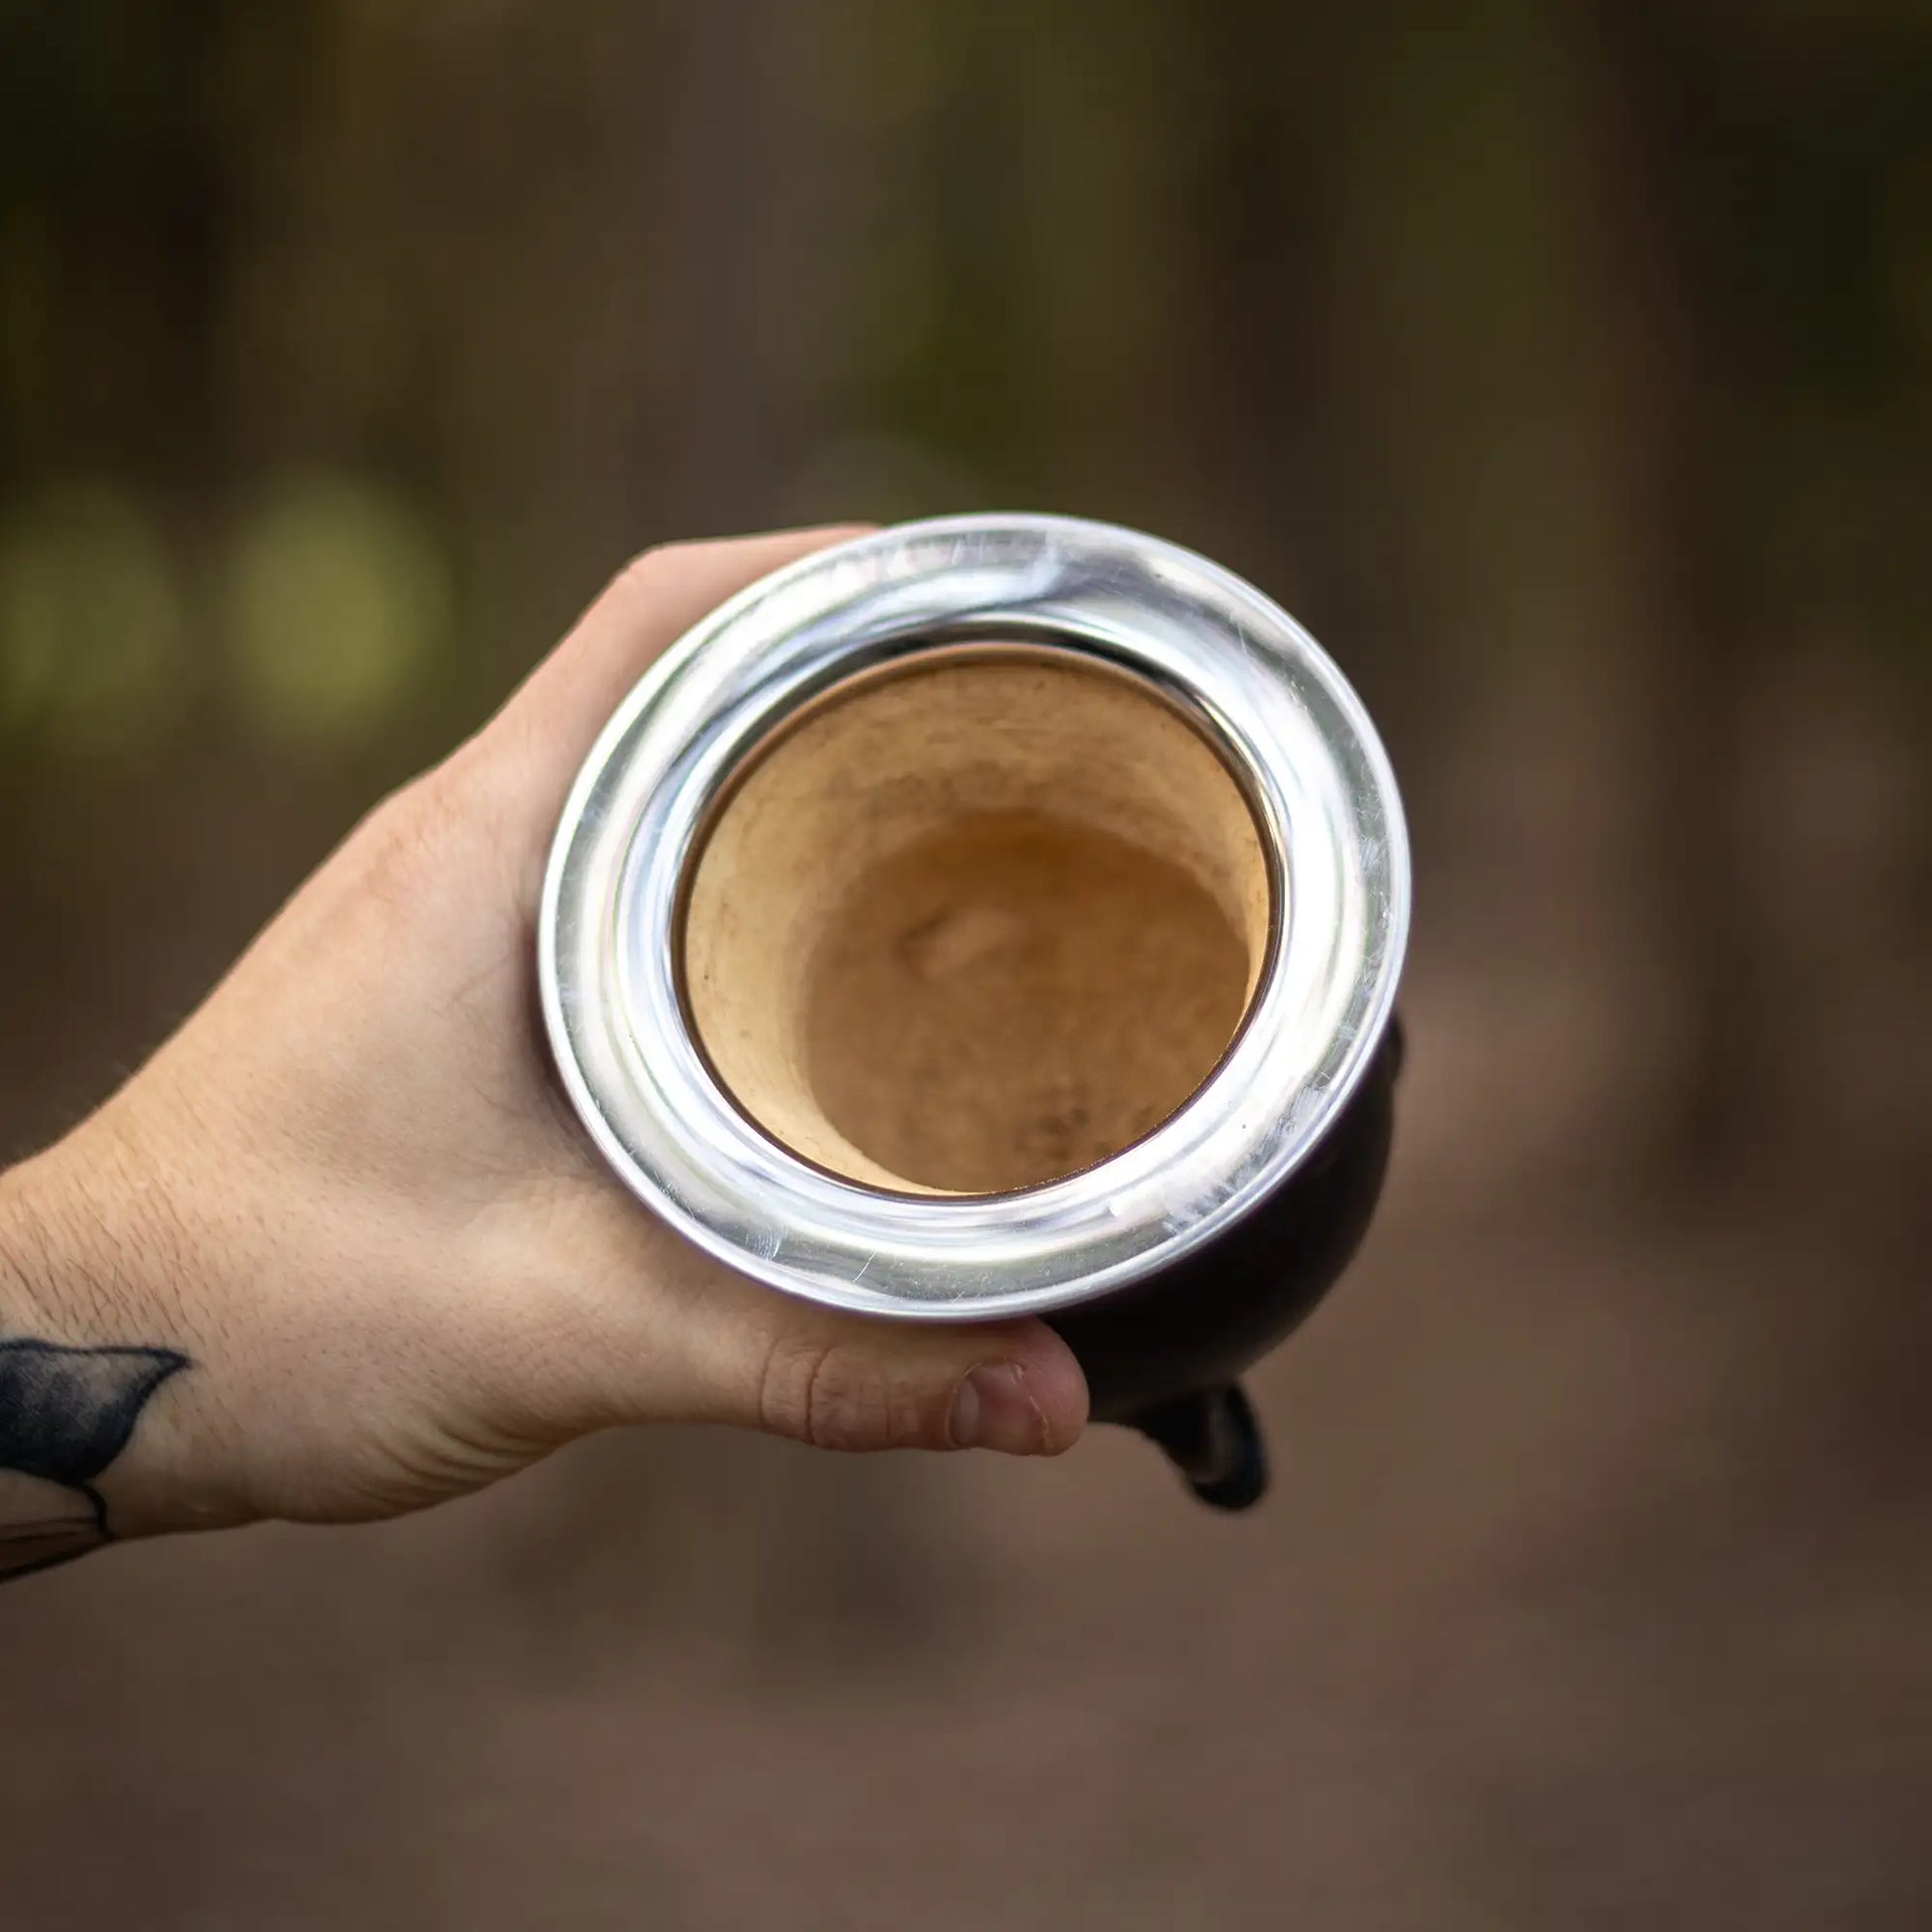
<box><xmin>539</xmin><ymin>514</ymin><xmax>1410</xmax><ymax>1321</ymax></box>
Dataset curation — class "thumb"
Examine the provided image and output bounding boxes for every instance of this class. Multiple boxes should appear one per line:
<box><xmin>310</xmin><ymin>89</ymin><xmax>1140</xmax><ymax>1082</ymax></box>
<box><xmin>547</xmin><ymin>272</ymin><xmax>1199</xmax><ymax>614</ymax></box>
<box><xmin>518</xmin><ymin>1126</ymin><xmax>1089</xmax><ymax>1459</ymax></box>
<box><xmin>687</xmin><ymin>1274</ymin><xmax>1091</xmax><ymax>1457</ymax></box>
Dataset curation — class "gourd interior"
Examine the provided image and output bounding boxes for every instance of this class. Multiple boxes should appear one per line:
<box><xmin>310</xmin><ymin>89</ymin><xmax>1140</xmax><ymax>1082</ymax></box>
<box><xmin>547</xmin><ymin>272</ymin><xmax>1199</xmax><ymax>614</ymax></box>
<box><xmin>679</xmin><ymin>647</ymin><xmax>1273</xmax><ymax>1195</ymax></box>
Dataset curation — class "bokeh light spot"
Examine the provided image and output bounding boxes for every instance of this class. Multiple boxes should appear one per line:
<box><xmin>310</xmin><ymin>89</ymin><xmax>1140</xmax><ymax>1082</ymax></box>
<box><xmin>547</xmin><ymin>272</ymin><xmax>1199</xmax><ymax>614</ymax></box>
<box><xmin>0</xmin><ymin>483</ymin><xmax>185</xmax><ymax>756</ymax></box>
<box><xmin>224</xmin><ymin>474</ymin><xmax>452</xmax><ymax>750</ymax></box>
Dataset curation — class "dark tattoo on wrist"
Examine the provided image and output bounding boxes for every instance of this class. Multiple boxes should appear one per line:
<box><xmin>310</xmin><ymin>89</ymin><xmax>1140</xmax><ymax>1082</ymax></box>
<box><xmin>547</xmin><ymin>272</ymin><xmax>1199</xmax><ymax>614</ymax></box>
<box><xmin>0</xmin><ymin>1340</ymin><xmax>189</xmax><ymax>1582</ymax></box>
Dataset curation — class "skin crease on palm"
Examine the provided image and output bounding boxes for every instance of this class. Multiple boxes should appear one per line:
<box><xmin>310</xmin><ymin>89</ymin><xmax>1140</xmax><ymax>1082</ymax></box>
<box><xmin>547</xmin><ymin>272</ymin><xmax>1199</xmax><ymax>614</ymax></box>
<box><xmin>0</xmin><ymin>529</ymin><xmax>1089</xmax><ymax>1549</ymax></box>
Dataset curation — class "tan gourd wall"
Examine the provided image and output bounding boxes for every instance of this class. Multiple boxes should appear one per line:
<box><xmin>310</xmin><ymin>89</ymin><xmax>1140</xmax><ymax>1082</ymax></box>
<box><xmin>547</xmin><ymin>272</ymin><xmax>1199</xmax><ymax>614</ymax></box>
<box><xmin>680</xmin><ymin>649</ymin><xmax>1273</xmax><ymax>1194</ymax></box>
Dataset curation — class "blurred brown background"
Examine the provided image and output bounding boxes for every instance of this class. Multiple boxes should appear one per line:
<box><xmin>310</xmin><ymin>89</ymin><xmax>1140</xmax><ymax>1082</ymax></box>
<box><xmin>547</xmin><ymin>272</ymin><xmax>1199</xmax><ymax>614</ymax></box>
<box><xmin>3</xmin><ymin>3</ymin><xmax>1929</xmax><ymax>1926</ymax></box>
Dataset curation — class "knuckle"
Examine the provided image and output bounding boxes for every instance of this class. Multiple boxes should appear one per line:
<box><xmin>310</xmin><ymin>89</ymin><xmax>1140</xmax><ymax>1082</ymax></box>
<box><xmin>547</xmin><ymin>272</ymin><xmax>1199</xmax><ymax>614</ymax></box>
<box><xmin>758</xmin><ymin>1333</ymin><xmax>918</xmax><ymax>1452</ymax></box>
<box><xmin>608</xmin><ymin>540</ymin><xmax>697</xmax><ymax>608</ymax></box>
<box><xmin>352</xmin><ymin>768</ymin><xmax>465</xmax><ymax>905</ymax></box>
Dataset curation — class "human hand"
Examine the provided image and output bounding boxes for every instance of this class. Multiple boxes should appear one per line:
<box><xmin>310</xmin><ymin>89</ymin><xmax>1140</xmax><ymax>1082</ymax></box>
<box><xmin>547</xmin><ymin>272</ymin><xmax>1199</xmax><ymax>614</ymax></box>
<box><xmin>0</xmin><ymin>530</ymin><xmax>1088</xmax><ymax>1567</ymax></box>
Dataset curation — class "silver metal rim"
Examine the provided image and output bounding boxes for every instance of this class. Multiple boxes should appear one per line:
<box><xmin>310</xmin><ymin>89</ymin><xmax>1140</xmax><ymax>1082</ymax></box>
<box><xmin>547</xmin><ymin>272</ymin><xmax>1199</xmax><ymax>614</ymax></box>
<box><xmin>539</xmin><ymin>513</ymin><xmax>1410</xmax><ymax>1321</ymax></box>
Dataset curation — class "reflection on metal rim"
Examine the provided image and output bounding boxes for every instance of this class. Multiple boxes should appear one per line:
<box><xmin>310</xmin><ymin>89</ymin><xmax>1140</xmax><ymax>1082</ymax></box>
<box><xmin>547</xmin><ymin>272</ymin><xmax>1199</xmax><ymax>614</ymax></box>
<box><xmin>539</xmin><ymin>513</ymin><xmax>1410</xmax><ymax>1321</ymax></box>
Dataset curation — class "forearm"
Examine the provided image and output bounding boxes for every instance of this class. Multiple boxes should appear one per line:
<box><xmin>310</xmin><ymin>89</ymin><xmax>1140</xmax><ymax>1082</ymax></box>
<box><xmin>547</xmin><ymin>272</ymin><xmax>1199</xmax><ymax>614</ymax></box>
<box><xmin>0</xmin><ymin>1121</ymin><xmax>231</xmax><ymax>1579</ymax></box>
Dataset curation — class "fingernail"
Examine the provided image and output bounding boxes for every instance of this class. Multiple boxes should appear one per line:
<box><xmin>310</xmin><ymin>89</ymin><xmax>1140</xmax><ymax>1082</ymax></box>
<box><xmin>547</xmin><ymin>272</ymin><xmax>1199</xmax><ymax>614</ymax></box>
<box><xmin>950</xmin><ymin>1363</ymin><xmax>1045</xmax><ymax>1455</ymax></box>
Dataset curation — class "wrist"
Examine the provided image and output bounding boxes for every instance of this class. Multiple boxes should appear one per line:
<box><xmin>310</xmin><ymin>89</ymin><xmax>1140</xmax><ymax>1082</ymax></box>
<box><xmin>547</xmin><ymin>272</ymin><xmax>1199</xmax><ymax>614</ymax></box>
<box><xmin>0</xmin><ymin>1113</ymin><xmax>254</xmax><ymax>1545</ymax></box>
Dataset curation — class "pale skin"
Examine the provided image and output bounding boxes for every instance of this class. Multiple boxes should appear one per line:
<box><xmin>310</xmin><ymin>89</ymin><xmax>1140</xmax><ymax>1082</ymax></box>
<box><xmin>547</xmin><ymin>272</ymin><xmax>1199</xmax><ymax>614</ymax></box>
<box><xmin>0</xmin><ymin>529</ymin><xmax>1089</xmax><ymax>1578</ymax></box>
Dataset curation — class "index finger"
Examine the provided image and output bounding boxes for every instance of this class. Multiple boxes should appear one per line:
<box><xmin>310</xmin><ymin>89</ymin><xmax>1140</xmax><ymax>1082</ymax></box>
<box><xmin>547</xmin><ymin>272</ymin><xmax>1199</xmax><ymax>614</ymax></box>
<box><xmin>508</xmin><ymin>526</ymin><xmax>872</xmax><ymax>788</ymax></box>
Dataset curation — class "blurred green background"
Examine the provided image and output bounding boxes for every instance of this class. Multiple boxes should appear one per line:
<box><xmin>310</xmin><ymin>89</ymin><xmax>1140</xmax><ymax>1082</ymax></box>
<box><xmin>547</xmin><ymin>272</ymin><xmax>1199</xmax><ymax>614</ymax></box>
<box><xmin>3</xmin><ymin>4</ymin><xmax>1928</xmax><ymax>1927</ymax></box>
